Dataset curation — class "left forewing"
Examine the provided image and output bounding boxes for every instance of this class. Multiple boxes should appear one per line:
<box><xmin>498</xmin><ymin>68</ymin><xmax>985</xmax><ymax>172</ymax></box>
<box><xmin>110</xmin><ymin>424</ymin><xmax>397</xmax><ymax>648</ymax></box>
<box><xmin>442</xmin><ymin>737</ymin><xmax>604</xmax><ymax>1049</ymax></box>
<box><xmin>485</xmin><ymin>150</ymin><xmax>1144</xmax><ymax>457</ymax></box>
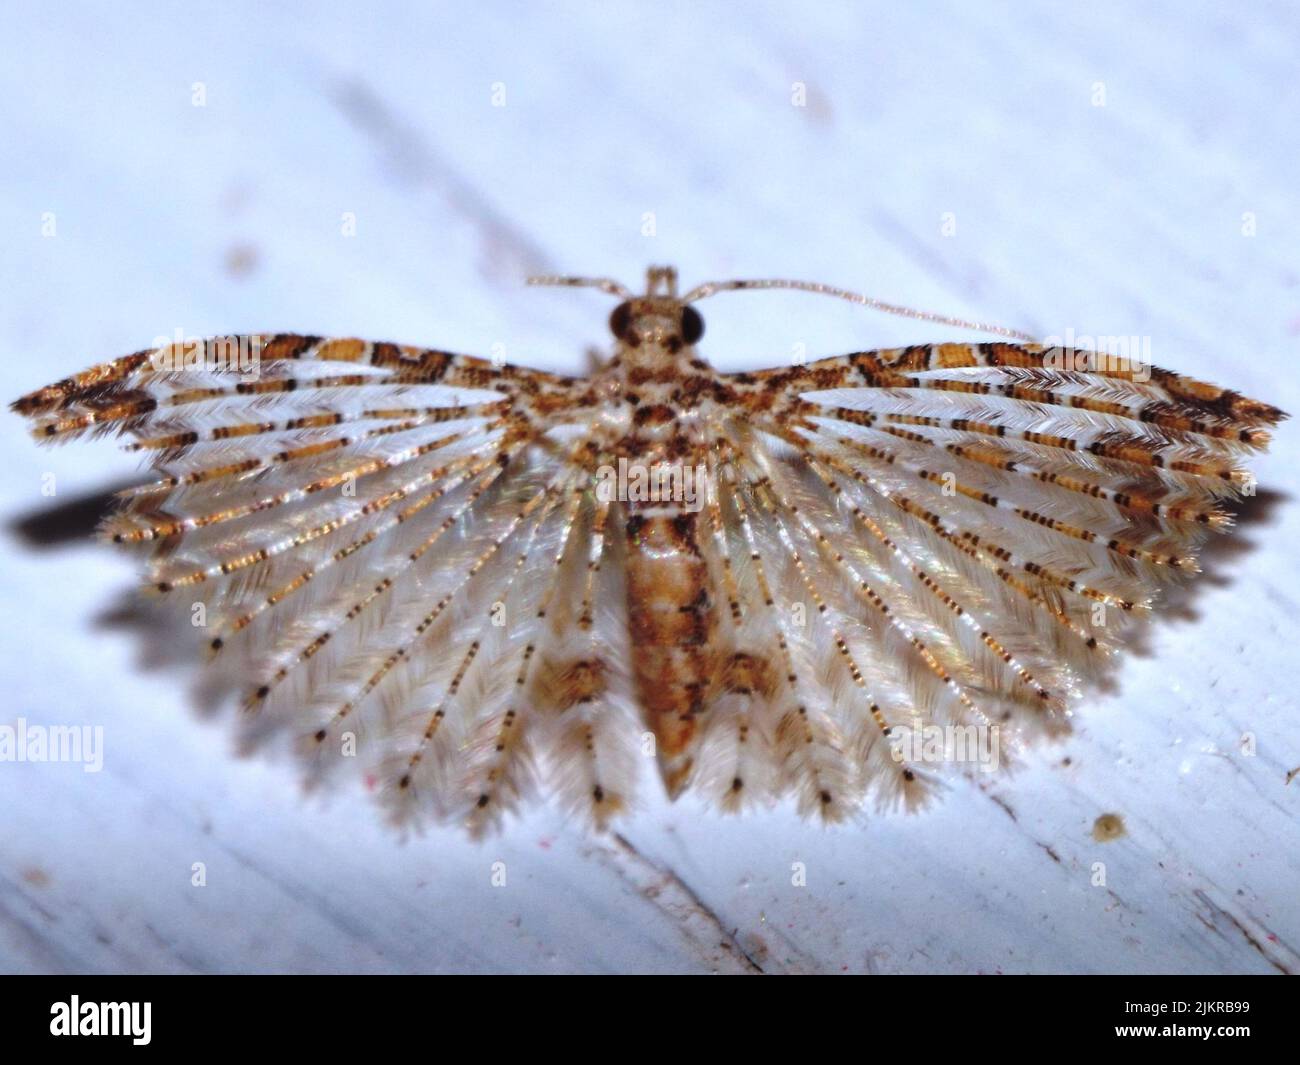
<box><xmin>11</xmin><ymin>334</ymin><xmax>621</xmax><ymax>829</ymax></box>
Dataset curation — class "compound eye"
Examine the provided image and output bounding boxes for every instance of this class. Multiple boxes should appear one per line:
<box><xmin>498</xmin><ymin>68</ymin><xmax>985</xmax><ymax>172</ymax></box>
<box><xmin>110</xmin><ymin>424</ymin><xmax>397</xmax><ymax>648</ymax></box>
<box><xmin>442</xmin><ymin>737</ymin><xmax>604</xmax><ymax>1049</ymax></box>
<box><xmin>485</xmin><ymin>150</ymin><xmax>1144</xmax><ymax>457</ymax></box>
<box><xmin>609</xmin><ymin>301</ymin><xmax>633</xmax><ymax>340</ymax></box>
<box><xmin>681</xmin><ymin>305</ymin><xmax>705</xmax><ymax>345</ymax></box>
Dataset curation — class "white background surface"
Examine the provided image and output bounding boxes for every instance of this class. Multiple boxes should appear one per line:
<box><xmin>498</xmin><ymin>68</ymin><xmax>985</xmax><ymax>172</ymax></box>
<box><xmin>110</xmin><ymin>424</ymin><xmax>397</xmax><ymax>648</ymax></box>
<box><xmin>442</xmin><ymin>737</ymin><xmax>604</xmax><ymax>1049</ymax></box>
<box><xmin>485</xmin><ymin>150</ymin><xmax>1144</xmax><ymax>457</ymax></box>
<box><xmin>1</xmin><ymin>1</ymin><xmax>1296</xmax><ymax>973</ymax></box>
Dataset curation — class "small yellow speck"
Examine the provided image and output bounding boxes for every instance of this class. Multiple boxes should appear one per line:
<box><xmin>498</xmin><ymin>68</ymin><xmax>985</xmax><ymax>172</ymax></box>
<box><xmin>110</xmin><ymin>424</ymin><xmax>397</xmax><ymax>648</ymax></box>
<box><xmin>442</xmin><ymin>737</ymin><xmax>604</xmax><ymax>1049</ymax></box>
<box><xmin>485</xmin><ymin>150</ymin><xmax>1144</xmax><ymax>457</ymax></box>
<box><xmin>1092</xmin><ymin>813</ymin><xmax>1126</xmax><ymax>842</ymax></box>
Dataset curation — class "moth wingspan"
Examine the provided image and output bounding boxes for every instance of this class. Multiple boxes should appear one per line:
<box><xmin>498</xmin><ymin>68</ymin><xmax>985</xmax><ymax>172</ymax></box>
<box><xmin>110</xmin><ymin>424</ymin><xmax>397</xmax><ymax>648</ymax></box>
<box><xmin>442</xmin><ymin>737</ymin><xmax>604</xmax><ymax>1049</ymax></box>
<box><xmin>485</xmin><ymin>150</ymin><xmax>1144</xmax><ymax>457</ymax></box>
<box><xmin>12</xmin><ymin>316</ymin><xmax>1284</xmax><ymax>831</ymax></box>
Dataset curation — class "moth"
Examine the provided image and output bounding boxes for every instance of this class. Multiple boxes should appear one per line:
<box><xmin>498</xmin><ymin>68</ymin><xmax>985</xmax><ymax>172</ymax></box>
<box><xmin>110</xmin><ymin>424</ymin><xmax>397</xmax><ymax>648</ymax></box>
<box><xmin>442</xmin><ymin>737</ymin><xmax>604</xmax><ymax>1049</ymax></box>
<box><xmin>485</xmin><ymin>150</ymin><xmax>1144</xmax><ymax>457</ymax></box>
<box><xmin>12</xmin><ymin>265</ymin><xmax>1284</xmax><ymax>833</ymax></box>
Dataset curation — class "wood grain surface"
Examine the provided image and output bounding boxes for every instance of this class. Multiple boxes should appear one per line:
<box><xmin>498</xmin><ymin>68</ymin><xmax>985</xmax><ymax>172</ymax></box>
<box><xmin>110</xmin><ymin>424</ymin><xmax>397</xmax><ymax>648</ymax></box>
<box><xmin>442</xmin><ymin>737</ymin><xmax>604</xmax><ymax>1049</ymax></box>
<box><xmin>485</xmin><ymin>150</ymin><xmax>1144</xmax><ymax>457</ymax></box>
<box><xmin>0</xmin><ymin>0</ymin><xmax>1296</xmax><ymax>973</ymax></box>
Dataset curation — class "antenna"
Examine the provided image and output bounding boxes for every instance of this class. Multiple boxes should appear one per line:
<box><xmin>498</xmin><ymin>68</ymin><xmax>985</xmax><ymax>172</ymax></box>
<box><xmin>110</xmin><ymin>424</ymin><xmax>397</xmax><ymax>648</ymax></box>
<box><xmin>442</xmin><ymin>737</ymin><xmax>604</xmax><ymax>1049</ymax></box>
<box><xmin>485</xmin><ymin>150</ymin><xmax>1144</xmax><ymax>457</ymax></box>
<box><xmin>680</xmin><ymin>277</ymin><xmax>1038</xmax><ymax>343</ymax></box>
<box><xmin>526</xmin><ymin>275</ymin><xmax>633</xmax><ymax>300</ymax></box>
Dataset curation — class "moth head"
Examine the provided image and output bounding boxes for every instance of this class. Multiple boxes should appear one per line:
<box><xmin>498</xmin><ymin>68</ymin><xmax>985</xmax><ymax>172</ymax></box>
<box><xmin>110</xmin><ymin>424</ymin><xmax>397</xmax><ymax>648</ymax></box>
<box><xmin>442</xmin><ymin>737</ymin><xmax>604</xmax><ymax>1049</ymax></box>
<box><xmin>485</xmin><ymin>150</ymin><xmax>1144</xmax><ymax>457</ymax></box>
<box><xmin>524</xmin><ymin>265</ymin><xmax>705</xmax><ymax>354</ymax></box>
<box><xmin>608</xmin><ymin>298</ymin><xmax>705</xmax><ymax>353</ymax></box>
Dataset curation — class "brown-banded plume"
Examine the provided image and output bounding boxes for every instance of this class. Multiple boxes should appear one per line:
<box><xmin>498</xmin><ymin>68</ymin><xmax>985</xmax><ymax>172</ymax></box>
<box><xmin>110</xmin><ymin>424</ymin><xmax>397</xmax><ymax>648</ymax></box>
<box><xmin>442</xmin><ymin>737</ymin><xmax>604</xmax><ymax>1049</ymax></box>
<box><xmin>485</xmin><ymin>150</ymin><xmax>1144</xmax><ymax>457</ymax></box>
<box><xmin>11</xmin><ymin>267</ymin><xmax>1284</xmax><ymax>834</ymax></box>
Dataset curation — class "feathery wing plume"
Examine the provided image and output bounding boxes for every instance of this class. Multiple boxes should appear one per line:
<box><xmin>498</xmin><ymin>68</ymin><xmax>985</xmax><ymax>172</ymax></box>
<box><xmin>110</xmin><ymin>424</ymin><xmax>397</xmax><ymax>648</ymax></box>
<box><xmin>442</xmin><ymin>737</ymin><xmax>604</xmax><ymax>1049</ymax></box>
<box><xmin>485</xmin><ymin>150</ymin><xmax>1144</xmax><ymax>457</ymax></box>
<box><xmin>12</xmin><ymin>274</ymin><xmax>1284</xmax><ymax>833</ymax></box>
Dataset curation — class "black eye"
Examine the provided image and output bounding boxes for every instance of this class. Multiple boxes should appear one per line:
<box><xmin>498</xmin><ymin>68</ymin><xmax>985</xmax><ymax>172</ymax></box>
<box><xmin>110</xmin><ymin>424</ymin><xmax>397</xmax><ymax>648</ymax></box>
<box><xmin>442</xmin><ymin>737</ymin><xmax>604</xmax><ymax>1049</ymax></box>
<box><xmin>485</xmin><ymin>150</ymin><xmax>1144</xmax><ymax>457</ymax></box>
<box><xmin>681</xmin><ymin>305</ymin><xmax>705</xmax><ymax>345</ymax></box>
<box><xmin>609</xmin><ymin>301</ymin><xmax>633</xmax><ymax>340</ymax></box>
